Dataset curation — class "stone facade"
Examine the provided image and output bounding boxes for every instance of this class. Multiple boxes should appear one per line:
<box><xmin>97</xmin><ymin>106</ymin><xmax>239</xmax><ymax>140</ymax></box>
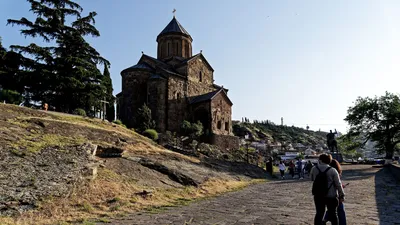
<box><xmin>209</xmin><ymin>134</ymin><xmax>240</xmax><ymax>151</ymax></box>
<box><xmin>118</xmin><ymin>16</ymin><xmax>235</xmax><ymax>146</ymax></box>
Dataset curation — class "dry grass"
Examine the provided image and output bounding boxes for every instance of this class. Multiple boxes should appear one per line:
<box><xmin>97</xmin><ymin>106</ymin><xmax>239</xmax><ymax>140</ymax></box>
<box><xmin>0</xmin><ymin>104</ymin><xmax>264</xmax><ymax>224</ymax></box>
<box><xmin>0</xmin><ymin>167</ymin><xmax>257</xmax><ymax>225</ymax></box>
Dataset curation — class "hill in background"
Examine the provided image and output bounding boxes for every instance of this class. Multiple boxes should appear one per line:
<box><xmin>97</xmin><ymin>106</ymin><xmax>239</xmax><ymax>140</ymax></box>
<box><xmin>233</xmin><ymin>121</ymin><xmax>329</xmax><ymax>149</ymax></box>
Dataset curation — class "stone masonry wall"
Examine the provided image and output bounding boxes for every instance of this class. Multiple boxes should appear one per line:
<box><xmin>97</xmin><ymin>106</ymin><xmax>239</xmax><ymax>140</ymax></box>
<box><xmin>187</xmin><ymin>57</ymin><xmax>215</xmax><ymax>97</ymax></box>
<box><xmin>121</xmin><ymin>70</ymin><xmax>150</xmax><ymax>128</ymax></box>
<box><xmin>211</xmin><ymin>93</ymin><xmax>232</xmax><ymax>135</ymax></box>
<box><xmin>167</xmin><ymin>76</ymin><xmax>187</xmax><ymax>131</ymax></box>
<box><xmin>147</xmin><ymin>78</ymin><xmax>167</xmax><ymax>132</ymax></box>
<box><xmin>210</xmin><ymin>134</ymin><xmax>240</xmax><ymax>151</ymax></box>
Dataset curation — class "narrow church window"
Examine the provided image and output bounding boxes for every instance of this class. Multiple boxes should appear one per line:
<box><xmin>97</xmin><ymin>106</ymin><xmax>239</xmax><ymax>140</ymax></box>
<box><xmin>225</xmin><ymin>122</ymin><xmax>229</xmax><ymax>131</ymax></box>
<box><xmin>168</xmin><ymin>42</ymin><xmax>170</xmax><ymax>56</ymax></box>
<box><xmin>199</xmin><ymin>71</ymin><xmax>202</xmax><ymax>82</ymax></box>
<box><xmin>217</xmin><ymin>121</ymin><xmax>222</xmax><ymax>129</ymax></box>
<box><xmin>176</xmin><ymin>92</ymin><xmax>181</xmax><ymax>103</ymax></box>
<box><xmin>175</xmin><ymin>42</ymin><xmax>179</xmax><ymax>55</ymax></box>
<box><xmin>185</xmin><ymin>42</ymin><xmax>189</xmax><ymax>57</ymax></box>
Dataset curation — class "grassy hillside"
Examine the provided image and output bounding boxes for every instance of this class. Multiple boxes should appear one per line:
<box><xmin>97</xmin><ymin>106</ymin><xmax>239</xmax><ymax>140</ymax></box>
<box><xmin>233</xmin><ymin>121</ymin><xmax>328</xmax><ymax>147</ymax></box>
<box><xmin>0</xmin><ymin>104</ymin><xmax>266</xmax><ymax>225</ymax></box>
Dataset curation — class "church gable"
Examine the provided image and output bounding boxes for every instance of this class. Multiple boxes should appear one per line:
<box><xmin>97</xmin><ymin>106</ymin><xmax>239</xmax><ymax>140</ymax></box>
<box><xmin>210</xmin><ymin>90</ymin><xmax>232</xmax><ymax>135</ymax></box>
<box><xmin>186</xmin><ymin>54</ymin><xmax>214</xmax><ymax>85</ymax></box>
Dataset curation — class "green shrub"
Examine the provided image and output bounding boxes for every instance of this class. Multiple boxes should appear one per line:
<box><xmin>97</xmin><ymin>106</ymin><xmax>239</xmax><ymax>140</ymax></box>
<box><xmin>112</xmin><ymin>119</ymin><xmax>123</xmax><ymax>125</ymax></box>
<box><xmin>143</xmin><ymin>129</ymin><xmax>158</xmax><ymax>140</ymax></box>
<box><xmin>73</xmin><ymin>108</ymin><xmax>86</xmax><ymax>117</ymax></box>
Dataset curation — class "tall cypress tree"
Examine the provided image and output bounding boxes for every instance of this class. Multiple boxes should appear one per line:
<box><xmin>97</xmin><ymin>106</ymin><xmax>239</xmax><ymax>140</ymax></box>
<box><xmin>0</xmin><ymin>36</ymin><xmax>24</xmax><ymax>99</ymax></box>
<box><xmin>103</xmin><ymin>65</ymin><xmax>115</xmax><ymax>122</ymax></box>
<box><xmin>7</xmin><ymin>0</ymin><xmax>109</xmax><ymax>112</ymax></box>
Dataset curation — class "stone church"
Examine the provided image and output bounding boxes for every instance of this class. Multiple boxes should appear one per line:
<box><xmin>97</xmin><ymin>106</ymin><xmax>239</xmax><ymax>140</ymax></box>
<box><xmin>117</xmin><ymin>15</ymin><xmax>238</xmax><ymax>149</ymax></box>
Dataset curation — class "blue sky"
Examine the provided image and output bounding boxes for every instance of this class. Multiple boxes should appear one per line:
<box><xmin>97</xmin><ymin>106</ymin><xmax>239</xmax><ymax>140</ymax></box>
<box><xmin>1</xmin><ymin>0</ymin><xmax>400</xmax><ymax>133</ymax></box>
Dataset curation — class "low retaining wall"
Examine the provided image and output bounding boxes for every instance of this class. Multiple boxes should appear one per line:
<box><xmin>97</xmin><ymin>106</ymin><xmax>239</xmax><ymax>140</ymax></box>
<box><xmin>388</xmin><ymin>164</ymin><xmax>400</xmax><ymax>181</ymax></box>
<box><xmin>207</xmin><ymin>134</ymin><xmax>240</xmax><ymax>151</ymax></box>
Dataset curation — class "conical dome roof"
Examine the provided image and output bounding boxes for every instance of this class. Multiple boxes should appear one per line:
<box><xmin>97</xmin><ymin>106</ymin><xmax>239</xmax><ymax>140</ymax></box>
<box><xmin>157</xmin><ymin>16</ymin><xmax>192</xmax><ymax>40</ymax></box>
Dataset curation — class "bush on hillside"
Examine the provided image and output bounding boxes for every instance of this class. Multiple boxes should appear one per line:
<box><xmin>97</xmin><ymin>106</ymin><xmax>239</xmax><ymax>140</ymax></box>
<box><xmin>112</xmin><ymin>119</ymin><xmax>123</xmax><ymax>125</ymax></box>
<box><xmin>73</xmin><ymin>108</ymin><xmax>86</xmax><ymax>117</ymax></box>
<box><xmin>181</xmin><ymin>120</ymin><xmax>203</xmax><ymax>139</ymax></box>
<box><xmin>135</xmin><ymin>104</ymin><xmax>155</xmax><ymax>132</ymax></box>
<box><xmin>143</xmin><ymin>129</ymin><xmax>158</xmax><ymax>141</ymax></box>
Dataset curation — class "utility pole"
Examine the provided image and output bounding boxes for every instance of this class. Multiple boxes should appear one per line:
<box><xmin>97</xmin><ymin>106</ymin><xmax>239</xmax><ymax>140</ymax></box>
<box><xmin>100</xmin><ymin>97</ymin><xmax>109</xmax><ymax>121</ymax></box>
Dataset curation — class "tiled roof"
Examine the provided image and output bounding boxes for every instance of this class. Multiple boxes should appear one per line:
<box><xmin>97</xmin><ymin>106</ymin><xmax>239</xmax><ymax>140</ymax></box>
<box><xmin>149</xmin><ymin>74</ymin><xmax>167</xmax><ymax>80</ymax></box>
<box><xmin>121</xmin><ymin>63</ymin><xmax>152</xmax><ymax>73</ymax></box>
<box><xmin>158</xmin><ymin>17</ymin><xmax>191</xmax><ymax>38</ymax></box>
<box><xmin>190</xmin><ymin>90</ymin><xmax>220</xmax><ymax>104</ymax></box>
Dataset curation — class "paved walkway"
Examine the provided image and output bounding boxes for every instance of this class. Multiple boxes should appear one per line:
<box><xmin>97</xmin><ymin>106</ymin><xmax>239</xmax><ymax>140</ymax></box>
<box><xmin>106</xmin><ymin>165</ymin><xmax>400</xmax><ymax>225</ymax></box>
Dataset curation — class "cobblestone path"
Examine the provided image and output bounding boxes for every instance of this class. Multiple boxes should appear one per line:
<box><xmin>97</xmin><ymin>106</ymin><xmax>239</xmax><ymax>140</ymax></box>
<box><xmin>106</xmin><ymin>165</ymin><xmax>400</xmax><ymax>225</ymax></box>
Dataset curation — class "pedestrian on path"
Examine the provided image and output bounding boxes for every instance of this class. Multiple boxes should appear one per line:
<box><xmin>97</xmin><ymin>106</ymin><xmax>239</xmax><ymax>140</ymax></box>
<box><xmin>323</xmin><ymin>159</ymin><xmax>347</xmax><ymax>225</ymax></box>
<box><xmin>297</xmin><ymin>158</ymin><xmax>304</xmax><ymax>179</ymax></box>
<box><xmin>310</xmin><ymin>154</ymin><xmax>345</xmax><ymax>225</ymax></box>
<box><xmin>278</xmin><ymin>160</ymin><xmax>286</xmax><ymax>179</ymax></box>
<box><xmin>288</xmin><ymin>160</ymin><xmax>295</xmax><ymax>178</ymax></box>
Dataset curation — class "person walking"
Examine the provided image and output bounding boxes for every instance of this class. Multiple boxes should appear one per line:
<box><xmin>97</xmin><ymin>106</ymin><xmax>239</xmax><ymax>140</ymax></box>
<box><xmin>278</xmin><ymin>160</ymin><xmax>286</xmax><ymax>179</ymax></box>
<box><xmin>297</xmin><ymin>158</ymin><xmax>304</xmax><ymax>179</ymax></box>
<box><xmin>323</xmin><ymin>159</ymin><xmax>347</xmax><ymax>225</ymax></box>
<box><xmin>310</xmin><ymin>154</ymin><xmax>345</xmax><ymax>225</ymax></box>
<box><xmin>288</xmin><ymin>160</ymin><xmax>295</xmax><ymax>178</ymax></box>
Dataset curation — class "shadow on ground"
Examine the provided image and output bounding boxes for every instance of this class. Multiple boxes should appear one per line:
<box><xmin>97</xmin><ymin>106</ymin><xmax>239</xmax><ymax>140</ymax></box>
<box><xmin>200</xmin><ymin>158</ymin><xmax>270</xmax><ymax>179</ymax></box>
<box><xmin>374</xmin><ymin>166</ymin><xmax>400</xmax><ymax>223</ymax></box>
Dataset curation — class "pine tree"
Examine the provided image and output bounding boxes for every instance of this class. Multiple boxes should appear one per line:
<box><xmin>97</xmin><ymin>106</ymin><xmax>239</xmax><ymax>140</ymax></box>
<box><xmin>135</xmin><ymin>103</ymin><xmax>155</xmax><ymax>132</ymax></box>
<box><xmin>7</xmin><ymin>0</ymin><xmax>109</xmax><ymax>112</ymax></box>
<box><xmin>103</xmin><ymin>65</ymin><xmax>115</xmax><ymax>122</ymax></box>
<box><xmin>0</xmin><ymin>37</ymin><xmax>24</xmax><ymax>102</ymax></box>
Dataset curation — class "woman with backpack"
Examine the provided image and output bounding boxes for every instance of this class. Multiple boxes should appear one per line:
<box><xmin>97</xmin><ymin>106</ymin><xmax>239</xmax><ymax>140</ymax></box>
<box><xmin>323</xmin><ymin>159</ymin><xmax>347</xmax><ymax>225</ymax></box>
<box><xmin>310</xmin><ymin>154</ymin><xmax>345</xmax><ymax>225</ymax></box>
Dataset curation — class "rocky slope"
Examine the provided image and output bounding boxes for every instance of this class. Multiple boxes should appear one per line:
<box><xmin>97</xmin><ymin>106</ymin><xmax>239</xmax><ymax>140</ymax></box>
<box><xmin>0</xmin><ymin>104</ymin><xmax>266</xmax><ymax>225</ymax></box>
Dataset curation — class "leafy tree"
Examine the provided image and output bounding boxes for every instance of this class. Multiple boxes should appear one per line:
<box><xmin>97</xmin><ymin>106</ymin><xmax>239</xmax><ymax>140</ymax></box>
<box><xmin>7</xmin><ymin>0</ymin><xmax>109</xmax><ymax>112</ymax></box>
<box><xmin>345</xmin><ymin>92</ymin><xmax>400</xmax><ymax>159</ymax></box>
<box><xmin>135</xmin><ymin>103</ymin><xmax>155</xmax><ymax>132</ymax></box>
<box><xmin>102</xmin><ymin>65</ymin><xmax>115</xmax><ymax>122</ymax></box>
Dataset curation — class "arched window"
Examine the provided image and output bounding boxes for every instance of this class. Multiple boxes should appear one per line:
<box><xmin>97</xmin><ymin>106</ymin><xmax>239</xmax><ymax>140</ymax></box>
<box><xmin>176</xmin><ymin>92</ymin><xmax>181</xmax><ymax>103</ymax></box>
<box><xmin>217</xmin><ymin>121</ymin><xmax>222</xmax><ymax>129</ymax></box>
<box><xmin>225</xmin><ymin>122</ymin><xmax>229</xmax><ymax>131</ymax></box>
<box><xmin>161</xmin><ymin>44</ymin><xmax>166</xmax><ymax>58</ymax></box>
<box><xmin>185</xmin><ymin>42</ymin><xmax>189</xmax><ymax>58</ymax></box>
<box><xmin>199</xmin><ymin>71</ymin><xmax>202</xmax><ymax>82</ymax></box>
<box><xmin>168</xmin><ymin>42</ymin><xmax>170</xmax><ymax>56</ymax></box>
<box><xmin>175</xmin><ymin>42</ymin><xmax>179</xmax><ymax>55</ymax></box>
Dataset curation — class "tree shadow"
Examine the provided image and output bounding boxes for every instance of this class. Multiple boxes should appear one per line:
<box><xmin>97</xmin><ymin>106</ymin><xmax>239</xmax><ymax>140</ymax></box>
<box><xmin>374</xmin><ymin>167</ymin><xmax>400</xmax><ymax>224</ymax></box>
<box><xmin>199</xmin><ymin>157</ymin><xmax>270</xmax><ymax>179</ymax></box>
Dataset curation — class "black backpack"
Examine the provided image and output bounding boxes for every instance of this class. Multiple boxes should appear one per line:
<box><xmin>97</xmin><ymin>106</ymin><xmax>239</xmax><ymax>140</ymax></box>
<box><xmin>312</xmin><ymin>166</ymin><xmax>333</xmax><ymax>196</ymax></box>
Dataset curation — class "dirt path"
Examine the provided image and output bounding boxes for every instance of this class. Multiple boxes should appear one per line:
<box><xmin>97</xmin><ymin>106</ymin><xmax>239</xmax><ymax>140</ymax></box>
<box><xmin>104</xmin><ymin>165</ymin><xmax>400</xmax><ymax>225</ymax></box>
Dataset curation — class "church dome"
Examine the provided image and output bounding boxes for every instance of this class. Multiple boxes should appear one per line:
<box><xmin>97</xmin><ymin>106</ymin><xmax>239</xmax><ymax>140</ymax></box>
<box><xmin>157</xmin><ymin>16</ymin><xmax>192</xmax><ymax>41</ymax></box>
<box><xmin>157</xmin><ymin>16</ymin><xmax>193</xmax><ymax>60</ymax></box>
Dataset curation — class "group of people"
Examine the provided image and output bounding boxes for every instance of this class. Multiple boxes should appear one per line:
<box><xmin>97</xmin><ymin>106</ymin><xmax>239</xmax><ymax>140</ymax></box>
<box><xmin>274</xmin><ymin>154</ymin><xmax>347</xmax><ymax>225</ymax></box>
<box><xmin>277</xmin><ymin>158</ymin><xmax>314</xmax><ymax>180</ymax></box>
